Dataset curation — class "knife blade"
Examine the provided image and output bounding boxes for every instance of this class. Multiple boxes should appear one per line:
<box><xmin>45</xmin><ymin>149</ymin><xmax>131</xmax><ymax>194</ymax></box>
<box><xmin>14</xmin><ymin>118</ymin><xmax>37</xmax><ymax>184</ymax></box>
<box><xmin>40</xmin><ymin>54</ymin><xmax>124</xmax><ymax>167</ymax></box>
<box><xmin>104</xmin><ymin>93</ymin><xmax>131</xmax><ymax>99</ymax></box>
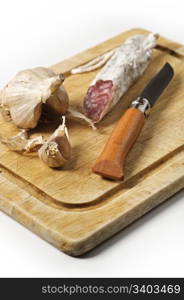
<box><xmin>92</xmin><ymin>62</ymin><xmax>174</xmax><ymax>180</ymax></box>
<box><xmin>139</xmin><ymin>62</ymin><xmax>174</xmax><ymax>107</ymax></box>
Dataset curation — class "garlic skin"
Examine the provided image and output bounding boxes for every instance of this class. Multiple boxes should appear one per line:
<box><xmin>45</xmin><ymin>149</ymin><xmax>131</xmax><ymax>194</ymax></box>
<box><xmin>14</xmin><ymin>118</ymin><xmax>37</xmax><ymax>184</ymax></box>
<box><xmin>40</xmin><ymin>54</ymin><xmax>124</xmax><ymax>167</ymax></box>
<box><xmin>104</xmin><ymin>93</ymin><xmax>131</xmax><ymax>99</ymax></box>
<box><xmin>0</xmin><ymin>129</ymin><xmax>45</xmax><ymax>152</ymax></box>
<box><xmin>66</xmin><ymin>108</ymin><xmax>96</xmax><ymax>130</ymax></box>
<box><xmin>0</xmin><ymin>129</ymin><xmax>29</xmax><ymax>151</ymax></box>
<box><xmin>0</xmin><ymin>67</ymin><xmax>69</xmax><ymax>129</ymax></box>
<box><xmin>38</xmin><ymin>117</ymin><xmax>71</xmax><ymax>168</ymax></box>
<box><xmin>45</xmin><ymin>84</ymin><xmax>69</xmax><ymax>116</ymax></box>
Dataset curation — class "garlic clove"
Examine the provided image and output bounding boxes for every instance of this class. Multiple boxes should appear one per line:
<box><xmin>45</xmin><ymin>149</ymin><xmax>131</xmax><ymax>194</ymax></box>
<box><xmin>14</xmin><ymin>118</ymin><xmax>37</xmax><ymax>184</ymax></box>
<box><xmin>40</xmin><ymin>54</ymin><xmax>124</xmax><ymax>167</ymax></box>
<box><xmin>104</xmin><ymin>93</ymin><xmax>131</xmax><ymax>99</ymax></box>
<box><xmin>45</xmin><ymin>85</ymin><xmax>69</xmax><ymax>116</ymax></box>
<box><xmin>38</xmin><ymin>140</ymin><xmax>70</xmax><ymax>168</ymax></box>
<box><xmin>38</xmin><ymin>116</ymin><xmax>71</xmax><ymax>168</ymax></box>
<box><xmin>0</xmin><ymin>129</ymin><xmax>29</xmax><ymax>151</ymax></box>
<box><xmin>24</xmin><ymin>136</ymin><xmax>45</xmax><ymax>153</ymax></box>
<box><xmin>0</xmin><ymin>129</ymin><xmax>44</xmax><ymax>153</ymax></box>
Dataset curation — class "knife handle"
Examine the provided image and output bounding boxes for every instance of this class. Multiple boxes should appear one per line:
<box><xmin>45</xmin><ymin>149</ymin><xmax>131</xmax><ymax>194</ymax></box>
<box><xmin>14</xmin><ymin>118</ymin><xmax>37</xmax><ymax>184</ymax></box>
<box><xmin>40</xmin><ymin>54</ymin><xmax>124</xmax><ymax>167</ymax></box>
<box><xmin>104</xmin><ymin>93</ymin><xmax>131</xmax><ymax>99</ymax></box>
<box><xmin>92</xmin><ymin>107</ymin><xmax>145</xmax><ymax>180</ymax></box>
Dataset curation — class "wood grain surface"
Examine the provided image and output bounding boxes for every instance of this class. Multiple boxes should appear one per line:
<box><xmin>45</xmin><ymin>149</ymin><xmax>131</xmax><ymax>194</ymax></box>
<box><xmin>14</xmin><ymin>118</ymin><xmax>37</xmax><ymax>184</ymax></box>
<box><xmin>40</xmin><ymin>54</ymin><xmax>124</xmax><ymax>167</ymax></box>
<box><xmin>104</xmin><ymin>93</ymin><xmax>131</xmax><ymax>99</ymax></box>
<box><xmin>0</xmin><ymin>28</ymin><xmax>184</xmax><ymax>256</ymax></box>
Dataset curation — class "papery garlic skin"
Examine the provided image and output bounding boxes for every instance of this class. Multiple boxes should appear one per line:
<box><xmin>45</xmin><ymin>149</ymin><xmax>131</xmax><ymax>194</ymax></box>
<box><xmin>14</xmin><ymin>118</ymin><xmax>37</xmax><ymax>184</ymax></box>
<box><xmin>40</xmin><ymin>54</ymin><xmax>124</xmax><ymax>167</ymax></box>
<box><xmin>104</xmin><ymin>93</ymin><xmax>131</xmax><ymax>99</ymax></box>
<box><xmin>0</xmin><ymin>130</ymin><xmax>45</xmax><ymax>153</ymax></box>
<box><xmin>38</xmin><ymin>117</ymin><xmax>71</xmax><ymax>168</ymax></box>
<box><xmin>0</xmin><ymin>129</ymin><xmax>29</xmax><ymax>151</ymax></box>
<box><xmin>66</xmin><ymin>108</ymin><xmax>96</xmax><ymax>130</ymax></box>
<box><xmin>0</xmin><ymin>67</ymin><xmax>69</xmax><ymax>129</ymax></box>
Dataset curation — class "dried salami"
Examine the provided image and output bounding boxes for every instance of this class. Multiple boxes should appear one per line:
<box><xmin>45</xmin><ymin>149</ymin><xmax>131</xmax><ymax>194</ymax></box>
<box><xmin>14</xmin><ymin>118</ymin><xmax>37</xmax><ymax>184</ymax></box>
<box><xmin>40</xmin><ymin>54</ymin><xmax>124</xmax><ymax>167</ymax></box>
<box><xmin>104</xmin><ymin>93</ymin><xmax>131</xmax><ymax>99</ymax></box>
<box><xmin>83</xmin><ymin>33</ymin><xmax>158</xmax><ymax>123</ymax></box>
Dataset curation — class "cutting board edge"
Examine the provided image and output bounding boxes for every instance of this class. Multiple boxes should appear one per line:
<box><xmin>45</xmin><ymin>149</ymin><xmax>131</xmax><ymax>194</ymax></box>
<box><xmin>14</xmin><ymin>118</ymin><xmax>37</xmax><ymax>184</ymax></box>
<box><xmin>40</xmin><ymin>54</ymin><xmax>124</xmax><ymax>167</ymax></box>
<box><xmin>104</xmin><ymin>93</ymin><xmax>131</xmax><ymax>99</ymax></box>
<box><xmin>0</xmin><ymin>149</ymin><xmax>184</xmax><ymax>256</ymax></box>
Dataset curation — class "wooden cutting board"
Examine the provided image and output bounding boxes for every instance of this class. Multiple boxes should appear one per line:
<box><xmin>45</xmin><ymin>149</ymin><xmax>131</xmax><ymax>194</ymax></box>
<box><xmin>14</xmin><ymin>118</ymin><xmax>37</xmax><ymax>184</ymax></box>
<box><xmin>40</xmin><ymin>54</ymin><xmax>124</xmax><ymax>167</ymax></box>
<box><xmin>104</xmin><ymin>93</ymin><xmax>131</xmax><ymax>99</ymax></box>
<box><xmin>0</xmin><ymin>28</ymin><xmax>184</xmax><ymax>256</ymax></box>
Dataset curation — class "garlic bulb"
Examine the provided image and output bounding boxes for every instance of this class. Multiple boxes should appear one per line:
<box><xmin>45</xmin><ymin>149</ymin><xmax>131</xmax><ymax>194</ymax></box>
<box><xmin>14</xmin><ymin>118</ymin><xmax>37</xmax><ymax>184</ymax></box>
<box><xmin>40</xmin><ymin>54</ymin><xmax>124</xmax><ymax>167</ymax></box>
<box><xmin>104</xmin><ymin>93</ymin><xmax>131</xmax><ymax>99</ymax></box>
<box><xmin>0</xmin><ymin>67</ymin><xmax>69</xmax><ymax>129</ymax></box>
<box><xmin>38</xmin><ymin>117</ymin><xmax>71</xmax><ymax>168</ymax></box>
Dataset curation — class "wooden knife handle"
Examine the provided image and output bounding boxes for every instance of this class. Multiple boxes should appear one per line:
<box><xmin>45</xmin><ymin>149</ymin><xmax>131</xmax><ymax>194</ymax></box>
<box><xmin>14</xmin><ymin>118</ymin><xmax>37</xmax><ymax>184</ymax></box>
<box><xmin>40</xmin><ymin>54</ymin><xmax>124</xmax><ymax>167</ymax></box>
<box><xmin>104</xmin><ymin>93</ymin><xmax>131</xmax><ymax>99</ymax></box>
<box><xmin>92</xmin><ymin>108</ymin><xmax>145</xmax><ymax>180</ymax></box>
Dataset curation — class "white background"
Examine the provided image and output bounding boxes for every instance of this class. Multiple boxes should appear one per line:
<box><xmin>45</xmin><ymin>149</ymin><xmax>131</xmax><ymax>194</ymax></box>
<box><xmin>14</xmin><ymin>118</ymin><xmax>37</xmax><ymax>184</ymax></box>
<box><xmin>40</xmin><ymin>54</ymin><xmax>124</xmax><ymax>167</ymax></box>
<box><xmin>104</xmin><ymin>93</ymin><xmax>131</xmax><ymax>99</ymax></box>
<box><xmin>0</xmin><ymin>0</ymin><xmax>184</xmax><ymax>277</ymax></box>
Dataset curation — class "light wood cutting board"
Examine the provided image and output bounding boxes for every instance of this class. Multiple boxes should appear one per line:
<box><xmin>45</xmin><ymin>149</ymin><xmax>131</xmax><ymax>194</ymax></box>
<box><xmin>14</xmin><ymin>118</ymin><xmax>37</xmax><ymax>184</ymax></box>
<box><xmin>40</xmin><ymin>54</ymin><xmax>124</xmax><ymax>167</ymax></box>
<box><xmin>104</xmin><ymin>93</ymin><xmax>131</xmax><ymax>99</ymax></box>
<box><xmin>0</xmin><ymin>28</ymin><xmax>184</xmax><ymax>256</ymax></box>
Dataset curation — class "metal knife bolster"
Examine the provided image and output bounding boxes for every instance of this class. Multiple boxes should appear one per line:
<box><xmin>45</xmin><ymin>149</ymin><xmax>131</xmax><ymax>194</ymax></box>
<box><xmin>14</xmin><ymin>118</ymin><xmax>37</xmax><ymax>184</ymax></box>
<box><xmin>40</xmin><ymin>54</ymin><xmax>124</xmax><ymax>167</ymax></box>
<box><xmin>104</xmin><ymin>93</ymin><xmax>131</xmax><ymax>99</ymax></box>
<box><xmin>129</xmin><ymin>62</ymin><xmax>174</xmax><ymax>118</ymax></box>
<box><xmin>130</xmin><ymin>97</ymin><xmax>151</xmax><ymax>118</ymax></box>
